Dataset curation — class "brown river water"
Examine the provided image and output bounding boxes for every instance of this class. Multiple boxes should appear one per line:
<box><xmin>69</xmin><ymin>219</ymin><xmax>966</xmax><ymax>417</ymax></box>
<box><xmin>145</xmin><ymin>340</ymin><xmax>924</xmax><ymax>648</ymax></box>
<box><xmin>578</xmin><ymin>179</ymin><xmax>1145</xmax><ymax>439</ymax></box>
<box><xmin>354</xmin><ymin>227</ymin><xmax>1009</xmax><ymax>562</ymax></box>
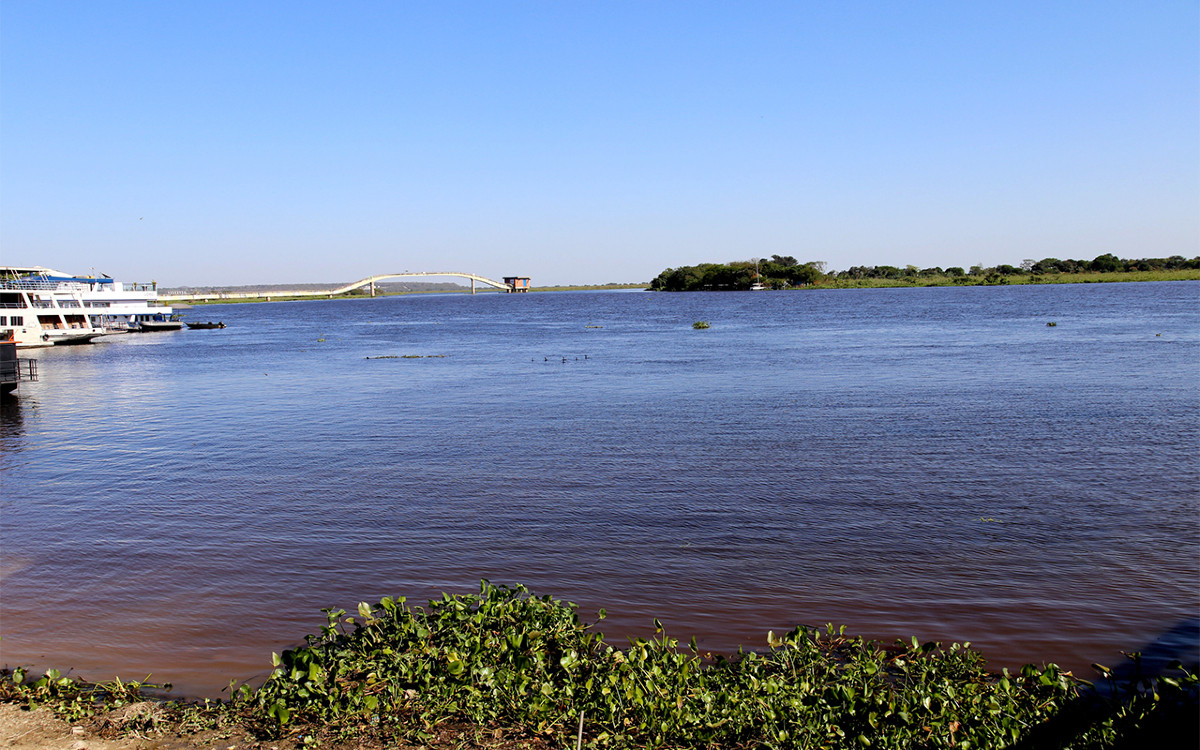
<box><xmin>1</xmin><ymin>282</ymin><xmax>1197</xmax><ymax>697</ymax></box>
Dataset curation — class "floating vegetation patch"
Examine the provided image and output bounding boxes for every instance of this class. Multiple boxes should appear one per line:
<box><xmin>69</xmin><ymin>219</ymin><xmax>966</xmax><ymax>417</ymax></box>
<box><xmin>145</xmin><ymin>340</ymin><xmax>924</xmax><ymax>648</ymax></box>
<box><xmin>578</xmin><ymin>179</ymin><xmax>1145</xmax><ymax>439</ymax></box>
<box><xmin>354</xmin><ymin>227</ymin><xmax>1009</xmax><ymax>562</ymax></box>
<box><xmin>537</xmin><ymin>355</ymin><xmax>589</xmax><ymax>362</ymax></box>
<box><xmin>692</xmin><ymin>321</ymin><xmax>711</xmax><ymax>329</ymax></box>
<box><xmin>585</xmin><ymin>325</ymin><xmax>604</xmax><ymax>329</ymax></box>
<box><xmin>1046</xmin><ymin>322</ymin><xmax>1058</xmax><ymax>327</ymax></box>
<box><xmin>365</xmin><ymin>355</ymin><xmax>447</xmax><ymax>359</ymax></box>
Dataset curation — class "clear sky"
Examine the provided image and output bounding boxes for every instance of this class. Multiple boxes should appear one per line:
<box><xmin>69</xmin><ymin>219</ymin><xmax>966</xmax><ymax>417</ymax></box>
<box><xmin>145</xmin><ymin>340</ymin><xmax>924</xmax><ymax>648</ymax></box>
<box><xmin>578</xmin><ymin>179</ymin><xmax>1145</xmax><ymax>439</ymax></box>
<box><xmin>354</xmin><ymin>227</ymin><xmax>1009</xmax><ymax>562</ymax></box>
<box><xmin>2</xmin><ymin>2</ymin><xmax>1196</xmax><ymax>286</ymax></box>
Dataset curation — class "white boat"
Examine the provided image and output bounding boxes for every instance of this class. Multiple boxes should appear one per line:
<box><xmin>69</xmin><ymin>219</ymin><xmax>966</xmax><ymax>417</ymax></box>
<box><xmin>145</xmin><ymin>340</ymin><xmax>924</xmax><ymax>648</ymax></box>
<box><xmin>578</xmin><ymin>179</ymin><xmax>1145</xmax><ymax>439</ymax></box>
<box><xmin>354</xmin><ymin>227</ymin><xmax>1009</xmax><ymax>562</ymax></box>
<box><xmin>0</xmin><ymin>266</ymin><xmax>107</xmax><ymax>348</ymax></box>
<box><xmin>750</xmin><ymin>259</ymin><xmax>767</xmax><ymax>290</ymax></box>
<box><xmin>72</xmin><ymin>273</ymin><xmax>175</xmax><ymax>333</ymax></box>
<box><xmin>0</xmin><ymin>266</ymin><xmax>179</xmax><ymax>346</ymax></box>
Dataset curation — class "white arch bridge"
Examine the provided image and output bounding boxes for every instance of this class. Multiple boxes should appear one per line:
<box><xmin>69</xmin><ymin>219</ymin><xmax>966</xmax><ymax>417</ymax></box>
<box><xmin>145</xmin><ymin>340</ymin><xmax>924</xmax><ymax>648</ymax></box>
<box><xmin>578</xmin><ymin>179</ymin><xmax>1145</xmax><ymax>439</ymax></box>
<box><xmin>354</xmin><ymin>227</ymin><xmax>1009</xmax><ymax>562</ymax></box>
<box><xmin>160</xmin><ymin>272</ymin><xmax>528</xmax><ymax>302</ymax></box>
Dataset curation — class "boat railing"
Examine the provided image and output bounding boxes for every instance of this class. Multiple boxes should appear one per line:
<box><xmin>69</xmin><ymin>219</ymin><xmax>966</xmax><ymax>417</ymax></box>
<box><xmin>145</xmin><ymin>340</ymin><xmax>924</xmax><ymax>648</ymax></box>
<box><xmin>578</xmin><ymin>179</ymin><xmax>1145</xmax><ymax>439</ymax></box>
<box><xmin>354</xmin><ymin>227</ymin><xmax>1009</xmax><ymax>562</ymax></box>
<box><xmin>1</xmin><ymin>279</ymin><xmax>67</xmax><ymax>291</ymax></box>
<box><xmin>1</xmin><ymin>279</ymin><xmax>110</xmax><ymax>293</ymax></box>
<box><xmin>0</xmin><ymin>302</ymin><xmax>28</xmax><ymax>309</ymax></box>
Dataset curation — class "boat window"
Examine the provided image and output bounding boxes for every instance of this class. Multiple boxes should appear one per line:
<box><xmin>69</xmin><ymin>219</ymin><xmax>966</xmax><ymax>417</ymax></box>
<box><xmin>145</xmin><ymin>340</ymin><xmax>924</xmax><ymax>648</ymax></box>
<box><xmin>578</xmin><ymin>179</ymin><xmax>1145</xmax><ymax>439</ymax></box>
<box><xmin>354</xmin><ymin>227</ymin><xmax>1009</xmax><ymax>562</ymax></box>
<box><xmin>10</xmin><ymin>316</ymin><xmax>22</xmax><ymax>325</ymax></box>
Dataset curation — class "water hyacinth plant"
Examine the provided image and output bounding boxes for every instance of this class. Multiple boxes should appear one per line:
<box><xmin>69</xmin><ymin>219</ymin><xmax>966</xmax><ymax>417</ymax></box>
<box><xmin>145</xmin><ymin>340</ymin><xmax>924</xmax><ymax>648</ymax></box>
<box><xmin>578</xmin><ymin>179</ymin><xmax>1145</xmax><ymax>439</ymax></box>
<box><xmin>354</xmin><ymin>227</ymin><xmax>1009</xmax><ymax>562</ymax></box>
<box><xmin>2</xmin><ymin>582</ymin><xmax>1196</xmax><ymax>747</ymax></box>
<box><xmin>242</xmin><ymin>581</ymin><xmax>1197</xmax><ymax>748</ymax></box>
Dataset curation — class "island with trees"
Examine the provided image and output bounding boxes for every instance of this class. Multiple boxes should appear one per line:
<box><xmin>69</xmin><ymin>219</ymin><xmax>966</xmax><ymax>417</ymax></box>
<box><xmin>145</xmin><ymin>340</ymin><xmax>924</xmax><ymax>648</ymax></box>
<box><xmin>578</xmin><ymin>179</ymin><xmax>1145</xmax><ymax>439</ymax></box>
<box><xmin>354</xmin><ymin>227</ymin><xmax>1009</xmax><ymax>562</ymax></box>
<box><xmin>648</xmin><ymin>254</ymin><xmax>1200</xmax><ymax>291</ymax></box>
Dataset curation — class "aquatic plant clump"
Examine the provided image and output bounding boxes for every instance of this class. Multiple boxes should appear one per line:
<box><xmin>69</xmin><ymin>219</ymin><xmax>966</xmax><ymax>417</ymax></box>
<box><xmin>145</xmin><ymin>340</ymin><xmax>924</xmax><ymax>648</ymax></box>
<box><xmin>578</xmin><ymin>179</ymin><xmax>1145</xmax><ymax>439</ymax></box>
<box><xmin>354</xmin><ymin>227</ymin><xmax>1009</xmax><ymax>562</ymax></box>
<box><xmin>2</xmin><ymin>583</ymin><xmax>1195</xmax><ymax>747</ymax></box>
<box><xmin>242</xmin><ymin>581</ymin><xmax>1198</xmax><ymax>748</ymax></box>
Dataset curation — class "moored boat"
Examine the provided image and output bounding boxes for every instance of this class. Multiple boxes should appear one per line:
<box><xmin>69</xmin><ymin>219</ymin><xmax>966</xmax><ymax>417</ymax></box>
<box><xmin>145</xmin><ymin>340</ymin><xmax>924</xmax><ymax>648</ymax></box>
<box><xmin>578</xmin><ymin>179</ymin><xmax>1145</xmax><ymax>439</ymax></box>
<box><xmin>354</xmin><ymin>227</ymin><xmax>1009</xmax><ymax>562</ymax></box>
<box><xmin>1</xmin><ymin>266</ymin><xmax>107</xmax><ymax>348</ymax></box>
<box><xmin>132</xmin><ymin>313</ymin><xmax>183</xmax><ymax>332</ymax></box>
<box><xmin>74</xmin><ymin>274</ymin><xmax>175</xmax><ymax>333</ymax></box>
<box><xmin>185</xmin><ymin>321</ymin><xmax>226</xmax><ymax>329</ymax></box>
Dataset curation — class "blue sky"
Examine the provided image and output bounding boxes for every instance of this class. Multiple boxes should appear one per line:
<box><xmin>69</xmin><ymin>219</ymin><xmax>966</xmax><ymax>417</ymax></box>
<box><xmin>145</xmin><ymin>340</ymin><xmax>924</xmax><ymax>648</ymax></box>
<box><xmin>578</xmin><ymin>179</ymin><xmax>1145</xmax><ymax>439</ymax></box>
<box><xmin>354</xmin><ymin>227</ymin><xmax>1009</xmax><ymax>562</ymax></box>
<box><xmin>2</xmin><ymin>2</ymin><xmax>1196</xmax><ymax>286</ymax></box>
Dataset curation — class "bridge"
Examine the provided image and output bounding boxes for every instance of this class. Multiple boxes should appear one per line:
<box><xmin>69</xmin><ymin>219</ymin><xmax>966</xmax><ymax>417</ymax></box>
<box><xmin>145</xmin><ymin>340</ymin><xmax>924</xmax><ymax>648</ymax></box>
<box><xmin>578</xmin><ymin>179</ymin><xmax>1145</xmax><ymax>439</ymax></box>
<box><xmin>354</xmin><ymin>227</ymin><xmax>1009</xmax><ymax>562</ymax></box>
<box><xmin>159</xmin><ymin>272</ymin><xmax>528</xmax><ymax>302</ymax></box>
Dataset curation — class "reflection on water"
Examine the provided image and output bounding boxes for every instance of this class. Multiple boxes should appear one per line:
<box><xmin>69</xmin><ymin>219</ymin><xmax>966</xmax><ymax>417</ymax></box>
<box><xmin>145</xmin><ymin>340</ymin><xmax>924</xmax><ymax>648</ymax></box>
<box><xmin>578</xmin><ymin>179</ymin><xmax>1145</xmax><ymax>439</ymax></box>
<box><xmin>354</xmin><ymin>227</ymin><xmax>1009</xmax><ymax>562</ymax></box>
<box><xmin>0</xmin><ymin>283</ymin><xmax>1197</xmax><ymax>697</ymax></box>
<box><xmin>0</xmin><ymin>397</ymin><xmax>24</xmax><ymax>440</ymax></box>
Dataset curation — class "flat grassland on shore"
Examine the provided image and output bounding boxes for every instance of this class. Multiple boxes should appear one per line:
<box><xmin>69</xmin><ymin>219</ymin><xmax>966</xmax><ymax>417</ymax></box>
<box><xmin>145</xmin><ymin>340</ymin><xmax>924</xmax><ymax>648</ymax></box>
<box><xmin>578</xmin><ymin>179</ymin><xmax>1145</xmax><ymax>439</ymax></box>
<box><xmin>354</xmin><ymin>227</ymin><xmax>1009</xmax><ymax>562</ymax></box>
<box><xmin>816</xmin><ymin>268</ymin><xmax>1200</xmax><ymax>289</ymax></box>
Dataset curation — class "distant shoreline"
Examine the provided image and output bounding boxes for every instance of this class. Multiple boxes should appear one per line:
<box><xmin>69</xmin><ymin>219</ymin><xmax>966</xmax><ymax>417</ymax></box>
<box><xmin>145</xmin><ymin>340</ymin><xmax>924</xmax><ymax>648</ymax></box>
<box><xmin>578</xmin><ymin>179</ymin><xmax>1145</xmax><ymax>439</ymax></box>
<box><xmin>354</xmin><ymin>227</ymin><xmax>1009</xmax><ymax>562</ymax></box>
<box><xmin>170</xmin><ymin>273</ymin><xmax>1197</xmax><ymax>306</ymax></box>
<box><xmin>173</xmin><ymin>283</ymin><xmax>649</xmax><ymax>305</ymax></box>
<box><xmin>806</xmin><ymin>268</ymin><xmax>1200</xmax><ymax>290</ymax></box>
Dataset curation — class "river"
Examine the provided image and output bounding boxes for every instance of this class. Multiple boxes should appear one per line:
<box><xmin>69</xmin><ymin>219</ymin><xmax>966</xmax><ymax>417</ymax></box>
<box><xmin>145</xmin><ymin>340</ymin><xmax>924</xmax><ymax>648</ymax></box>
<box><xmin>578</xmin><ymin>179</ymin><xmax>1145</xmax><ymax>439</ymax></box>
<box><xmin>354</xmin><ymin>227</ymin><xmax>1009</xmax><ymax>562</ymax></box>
<box><xmin>1</xmin><ymin>281</ymin><xmax>1197</xmax><ymax>697</ymax></box>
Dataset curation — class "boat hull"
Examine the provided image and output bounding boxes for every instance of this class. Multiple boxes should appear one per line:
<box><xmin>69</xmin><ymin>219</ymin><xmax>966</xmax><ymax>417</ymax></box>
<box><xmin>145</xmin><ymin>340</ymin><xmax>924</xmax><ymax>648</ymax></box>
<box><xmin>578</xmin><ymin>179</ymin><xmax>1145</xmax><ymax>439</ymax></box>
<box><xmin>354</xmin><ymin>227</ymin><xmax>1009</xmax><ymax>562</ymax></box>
<box><xmin>48</xmin><ymin>331</ymin><xmax>107</xmax><ymax>345</ymax></box>
<box><xmin>132</xmin><ymin>321</ymin><xmax>183</xmax><ymax>332</ymax></box>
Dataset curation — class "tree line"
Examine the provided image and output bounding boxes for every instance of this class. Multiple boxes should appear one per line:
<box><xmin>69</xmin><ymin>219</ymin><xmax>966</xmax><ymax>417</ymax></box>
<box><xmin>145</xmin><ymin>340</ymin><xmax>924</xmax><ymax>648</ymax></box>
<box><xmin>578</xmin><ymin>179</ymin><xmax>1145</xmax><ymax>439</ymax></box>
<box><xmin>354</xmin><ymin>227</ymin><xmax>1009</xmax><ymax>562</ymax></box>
<box><xmin>649</xmin><ymin>254</ymin><xmax>1200</xmax><ymax>291</ymax></box>
<box><xmin>649</xmin><ymin>255</ymin><xmax>825</xmax><ymax>291</ymax></box>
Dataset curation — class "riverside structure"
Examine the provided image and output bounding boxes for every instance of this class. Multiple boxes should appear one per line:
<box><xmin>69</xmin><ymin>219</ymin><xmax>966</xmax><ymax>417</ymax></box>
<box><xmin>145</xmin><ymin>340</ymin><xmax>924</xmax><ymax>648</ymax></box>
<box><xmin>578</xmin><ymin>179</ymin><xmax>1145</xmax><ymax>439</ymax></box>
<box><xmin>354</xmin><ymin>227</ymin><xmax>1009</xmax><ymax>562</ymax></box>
<box><xmin>160</xmin><ymin>272</ymin><xmax>531</xmax><ymax>302</ymax></box>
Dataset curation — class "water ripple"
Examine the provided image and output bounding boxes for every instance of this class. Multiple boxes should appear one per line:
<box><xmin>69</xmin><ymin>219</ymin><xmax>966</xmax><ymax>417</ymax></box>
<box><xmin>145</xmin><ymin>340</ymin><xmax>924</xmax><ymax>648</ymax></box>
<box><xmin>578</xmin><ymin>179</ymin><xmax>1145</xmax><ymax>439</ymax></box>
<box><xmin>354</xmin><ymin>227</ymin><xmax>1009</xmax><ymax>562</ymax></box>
<box><xmin>1</xmin><ymin>283</ymin><xmax>1197</xmax><ymax>696</ymax></box>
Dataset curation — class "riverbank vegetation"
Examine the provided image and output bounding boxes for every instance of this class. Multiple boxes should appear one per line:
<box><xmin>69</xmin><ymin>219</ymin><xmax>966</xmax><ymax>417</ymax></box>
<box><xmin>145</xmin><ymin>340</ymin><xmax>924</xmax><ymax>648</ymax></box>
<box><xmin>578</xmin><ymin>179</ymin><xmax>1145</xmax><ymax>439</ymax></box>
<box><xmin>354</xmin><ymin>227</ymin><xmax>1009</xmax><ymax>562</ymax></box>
<box><xmin>649</xmin><ymin>254</ymin><xmax>1200</xmax><ymax>291</ymax></box>
<box><xmin>2</xmin><ymin>583</ymin><xmax>1195</xmax><ymax>748</ymax></box>
<box><xmin>531</xmin><ymin>283</ymin><xmax>647</xmax><ymax>292</ymax></box>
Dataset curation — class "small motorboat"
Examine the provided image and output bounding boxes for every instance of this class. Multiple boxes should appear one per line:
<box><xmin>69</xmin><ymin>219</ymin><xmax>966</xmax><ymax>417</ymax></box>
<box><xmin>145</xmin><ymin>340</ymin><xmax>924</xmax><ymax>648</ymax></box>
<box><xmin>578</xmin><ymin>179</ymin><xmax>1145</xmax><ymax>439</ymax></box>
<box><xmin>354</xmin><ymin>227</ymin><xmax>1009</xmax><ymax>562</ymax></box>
<box><xmin>186</xmin><ymin>321</ymin><xmax>226</xmax><ymax>329</ymax></box>
<box><xmin>131</xmin><ymin>314</ymin><xmax>183</xmax><ymax>332</ymax></box>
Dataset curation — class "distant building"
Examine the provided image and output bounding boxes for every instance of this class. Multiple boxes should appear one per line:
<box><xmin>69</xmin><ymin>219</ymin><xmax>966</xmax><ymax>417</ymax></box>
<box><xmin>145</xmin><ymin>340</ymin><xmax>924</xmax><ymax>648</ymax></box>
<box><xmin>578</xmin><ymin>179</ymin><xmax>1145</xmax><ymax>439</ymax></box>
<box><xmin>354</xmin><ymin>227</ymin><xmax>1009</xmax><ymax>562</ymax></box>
<box><xmin>504</xmin><ymin>277</ymin><xmax>531</xmax><ymax>293</ymax></box>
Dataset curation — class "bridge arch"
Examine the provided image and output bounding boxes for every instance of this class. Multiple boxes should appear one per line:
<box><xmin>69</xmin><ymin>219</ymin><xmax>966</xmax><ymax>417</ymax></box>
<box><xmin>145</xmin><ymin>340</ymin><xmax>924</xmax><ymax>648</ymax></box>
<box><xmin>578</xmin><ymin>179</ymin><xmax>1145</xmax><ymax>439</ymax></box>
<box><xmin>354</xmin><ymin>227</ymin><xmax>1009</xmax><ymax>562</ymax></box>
<box><xmin>334</xmin><ymin>272</ymin><xmax>513</xmax><ymax>295</ymax></box>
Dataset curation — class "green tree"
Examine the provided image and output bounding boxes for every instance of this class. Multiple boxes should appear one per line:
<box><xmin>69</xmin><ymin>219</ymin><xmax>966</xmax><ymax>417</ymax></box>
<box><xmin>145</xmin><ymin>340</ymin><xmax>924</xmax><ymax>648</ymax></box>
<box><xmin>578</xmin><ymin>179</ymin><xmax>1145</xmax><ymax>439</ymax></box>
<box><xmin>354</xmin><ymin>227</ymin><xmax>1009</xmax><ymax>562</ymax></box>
<box><xmin>1031</xmin><ymin>258</ymin><xmax>1061</xmax><ymax>274</ymax></box>
<box><xmin>790</xmin><ymin>262</ymin><xmax>824</xmax><ymax>285</ymax></box>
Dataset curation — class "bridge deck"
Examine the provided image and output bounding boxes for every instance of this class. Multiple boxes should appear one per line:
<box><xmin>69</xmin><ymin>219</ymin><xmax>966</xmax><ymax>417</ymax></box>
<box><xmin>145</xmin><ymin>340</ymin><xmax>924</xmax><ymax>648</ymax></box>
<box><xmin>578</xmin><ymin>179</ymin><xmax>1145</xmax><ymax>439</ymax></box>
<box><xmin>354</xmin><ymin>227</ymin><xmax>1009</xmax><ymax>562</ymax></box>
<box><xmin>160</xmin><ymin>272</ymin><xmax>516</xmax><ymax>302</ymax></box>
